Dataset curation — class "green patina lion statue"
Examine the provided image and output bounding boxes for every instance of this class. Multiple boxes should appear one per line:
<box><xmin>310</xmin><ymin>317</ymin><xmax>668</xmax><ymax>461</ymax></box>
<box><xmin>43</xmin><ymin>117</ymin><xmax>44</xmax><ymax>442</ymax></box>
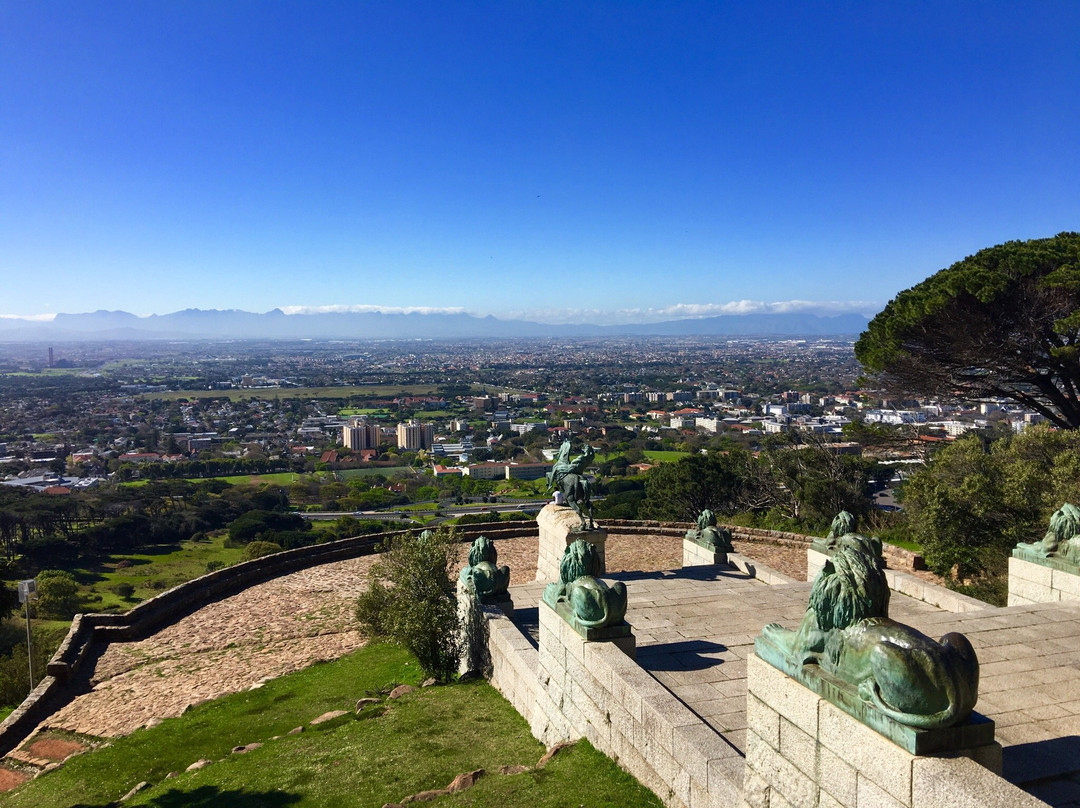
<box><xmin>761</xmin><ymin>538</ymin><xmax>979</xmax><ymax>729</ymax></box>
<box><xmin>684</xmin><ymin>509</ymin><xmax>734</xmax><ymax>553</ymax></box>
<box><xmin>1016</xmin><ymin>503</ymin><xmax>1080</xmax><ymax>564</ymax></box>
<box><xmin>543</xmin><ymin>539</ymin><xmax>627</xmax><ymax>630</ymax></box>
<box><xmin>458</xmin><ymin>535</ymin><xmax>510</xmax><ymax>602</ymax></box>
<box><xmin>826</xmin><ymin>510</ymin><xmax>857</xmax><ymax>541</ymax></box>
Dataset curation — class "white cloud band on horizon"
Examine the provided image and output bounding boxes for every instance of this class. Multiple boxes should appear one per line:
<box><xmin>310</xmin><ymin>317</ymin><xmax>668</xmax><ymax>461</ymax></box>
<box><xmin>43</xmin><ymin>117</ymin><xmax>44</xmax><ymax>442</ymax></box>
<box><xmin>280</xmin><ymin>304</ymin><xmax>468</xmax><ymax>316</ymax></box>
<box><xmin>0</xmin><ymin>312</ymin><xmax>57</xmax><ymax>322</ymax></box>
<box><xmin>501</xmin><ymin>299</ymin><xmax>880</xmax><ymax>324</ymax></box>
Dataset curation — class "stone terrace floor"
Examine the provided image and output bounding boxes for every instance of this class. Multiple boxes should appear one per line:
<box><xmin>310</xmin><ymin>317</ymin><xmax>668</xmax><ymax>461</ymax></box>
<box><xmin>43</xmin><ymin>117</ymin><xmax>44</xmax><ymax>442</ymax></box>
<box><xmin>509</xmin><ymin>567</ymin><xmax>1080</xmax><ymax>807</ymax></box>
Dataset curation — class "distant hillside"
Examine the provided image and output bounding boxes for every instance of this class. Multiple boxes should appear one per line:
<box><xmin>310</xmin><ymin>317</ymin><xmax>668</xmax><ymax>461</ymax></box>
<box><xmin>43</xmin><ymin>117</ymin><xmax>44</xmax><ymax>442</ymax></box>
<box><xmin>0</xmin><ymin>308</ymin><xmax>869</xmax><ymax>341</ymax></box>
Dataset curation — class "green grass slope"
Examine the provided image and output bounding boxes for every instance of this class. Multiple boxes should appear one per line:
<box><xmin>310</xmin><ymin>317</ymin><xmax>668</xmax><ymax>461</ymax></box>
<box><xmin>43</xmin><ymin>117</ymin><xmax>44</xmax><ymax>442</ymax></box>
<box><xmin>6</xmin><ymin>643</ymin><xmax>661</xmax><ymax>808</ymax></box>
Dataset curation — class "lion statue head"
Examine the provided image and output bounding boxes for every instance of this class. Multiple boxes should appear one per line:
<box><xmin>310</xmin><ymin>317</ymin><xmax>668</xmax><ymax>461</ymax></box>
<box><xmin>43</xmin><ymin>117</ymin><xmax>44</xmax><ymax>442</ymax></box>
<box><xmin>808</xmin><ymin>542</ymin><xmax>889</xmax><ymax>631</ymax></box>
<box><xmin>1042</xmin><ymin>503</ymin><xmax>1080</xmax><ymax>554</ymax></box>
<box><xmin>826</xmin><ymin>510</ymin><xmax>857</xmax><ymax>540</ymax></box>
<box><xmin>467</xmin><ymin>535</ymin><xmax>497</xmax><ymax>568</ymax></box>
<box><xmin>559</xmin><ymin>538</ymin><xmax>602</xmax><ymax>585</ymax></box>
<box><xmin>696</xmin><ymin>509</ymin><xmax>717</xmax><ymax>531</ymax></box>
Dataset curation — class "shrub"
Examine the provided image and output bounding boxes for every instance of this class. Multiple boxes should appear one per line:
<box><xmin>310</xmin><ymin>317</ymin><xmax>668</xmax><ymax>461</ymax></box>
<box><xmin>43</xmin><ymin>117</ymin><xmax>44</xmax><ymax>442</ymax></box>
<box><xmin>356</xmin><ymin>527</ymin><xmax>462</xmax><ymax>682</ymax></box>
<box><xmin>242</xmin><ymin>541</ymin><xmax>283</xmax><ymax>561</ymax></box>
<box><xmin>112</xmin><ymin>582</ymin><xmax>136</xmax><ymax>600</ymax></box>
<box><xmin>34</xmin><ymin>570</ymin><xmax>80</xmax><ymax>619</ymax></box>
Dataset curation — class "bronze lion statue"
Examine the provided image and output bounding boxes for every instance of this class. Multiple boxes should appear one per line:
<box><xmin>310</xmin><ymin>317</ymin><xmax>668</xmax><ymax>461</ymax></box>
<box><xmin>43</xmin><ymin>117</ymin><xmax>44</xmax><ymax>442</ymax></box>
<box><xmin>1017</xmin><ymin>503</ymin><xmax>1080</xmax><ymax>563</ymax></box>
<box><xmin>459</xmin><ymin>535</ymin><xmax>510</xmax><ymax>602</ymax></box>
<box><xmin>685</xmin><ymin>509</ymin><xmax>734</xmax><ymax>553</ymax></box>
<box><xmin>761</xmin><ymin>539</ymin><xmax>979</xmax><ymax>729</ymax></box>
<box><xmin>543</xmin><ymin>539</ymin><xmax>627</xmax><ymax>630</ymax></box>
<box><xmin>826</xmin><ymin>510</ymin><xmax>857</xmax><ymax>541</ymax></box>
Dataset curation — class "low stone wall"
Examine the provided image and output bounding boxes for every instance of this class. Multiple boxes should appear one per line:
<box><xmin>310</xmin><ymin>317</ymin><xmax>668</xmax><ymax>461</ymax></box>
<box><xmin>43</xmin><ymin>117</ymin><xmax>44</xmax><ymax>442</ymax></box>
<box><xmin>1008</xmin><ymin>555</ymin><xmax>1080</xmax><ymax>606</ymax></box>
<box><xmin>742</xmin><ymin>654</ymin><xmax>1041</xmax><ymax>808</ymax></box>
<box><xmin>0</xmin><ymin>520</ymin><xmax>550</xmax><ymax>758</ymax></box>
<box><xmin>534</xmin><ymin>601</ymin><xmax>742</xmax><ymax>808</ymax></box>
<box><xmin>605</xmin><ymin>519</ymin><xmax>926</xmax><ymax>574</ymax></box>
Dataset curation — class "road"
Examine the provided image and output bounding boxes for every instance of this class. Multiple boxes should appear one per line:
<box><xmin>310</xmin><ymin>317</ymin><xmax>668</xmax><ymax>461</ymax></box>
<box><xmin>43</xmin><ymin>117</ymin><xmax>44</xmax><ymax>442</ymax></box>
<box><xmin>299</xmin><ymin>498</ymin><xmax>552</xmax><ymax>521</ymax></box>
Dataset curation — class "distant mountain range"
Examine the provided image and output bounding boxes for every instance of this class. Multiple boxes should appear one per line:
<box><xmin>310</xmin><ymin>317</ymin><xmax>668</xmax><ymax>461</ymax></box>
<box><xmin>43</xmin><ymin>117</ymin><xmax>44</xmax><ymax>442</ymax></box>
<box><xmin>0</xmin><ymin>308</ymin><xmax>870</xmax><ymax>341</ymax></box>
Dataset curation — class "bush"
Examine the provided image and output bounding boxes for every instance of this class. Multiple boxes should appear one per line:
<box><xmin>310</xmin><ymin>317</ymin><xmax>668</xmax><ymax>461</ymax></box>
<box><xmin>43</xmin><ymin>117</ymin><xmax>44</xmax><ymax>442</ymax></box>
<box><xmin>242</xmin><ymin>541</ymin><xmax>283</xmax><ymax>561</ymax></box>
<box><xmin>356</xmin><ymin>527</ymin><xmax>462</xmax><ymax>682</ymax></box>
<box><xmin>112</xmin><ymin>582</ymin><xmax>136</xmax><ymax>600</ymax></box>
<box><xmin>34</xmin><ymin>570</ymin><xmax>80</xmax><ymax>619</ymax></box>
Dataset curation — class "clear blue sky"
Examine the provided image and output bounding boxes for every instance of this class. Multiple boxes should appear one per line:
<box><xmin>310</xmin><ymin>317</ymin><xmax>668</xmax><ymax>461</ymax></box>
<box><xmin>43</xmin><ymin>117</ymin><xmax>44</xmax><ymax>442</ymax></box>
<box><xmin>2</xmin><ymin>1</ymin><xmax>1078</xmax><ymax>324</ymax></box>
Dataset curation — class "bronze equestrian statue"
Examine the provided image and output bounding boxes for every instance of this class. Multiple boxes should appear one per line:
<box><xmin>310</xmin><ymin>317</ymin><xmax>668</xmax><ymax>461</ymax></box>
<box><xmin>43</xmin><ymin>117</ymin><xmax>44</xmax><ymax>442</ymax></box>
<box><xmin>547</xmin><ymin>439</ymin><xmax>597</xmax><ymax>531</ymax></box>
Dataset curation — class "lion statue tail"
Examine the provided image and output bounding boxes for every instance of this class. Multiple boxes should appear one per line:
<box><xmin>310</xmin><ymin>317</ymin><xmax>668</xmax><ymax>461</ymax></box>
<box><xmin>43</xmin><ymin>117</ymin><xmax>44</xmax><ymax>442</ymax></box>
<box><xmin>862</xmin><ymin>632</ymin><xmax>980</xmax><ymax>729</ymax></box>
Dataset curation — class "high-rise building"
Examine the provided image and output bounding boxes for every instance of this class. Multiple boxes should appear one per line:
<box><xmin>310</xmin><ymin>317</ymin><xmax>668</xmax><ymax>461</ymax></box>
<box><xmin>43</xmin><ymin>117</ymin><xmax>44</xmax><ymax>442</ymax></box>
<box><xmin>342</xmin><ymin>419</ymin><xmax>381</xmax><ymax>450</ymax></box>
<box><xmin>396</xmin><ymin>420</ymin><xmax>434</xmax><ymax>450</ymax></box>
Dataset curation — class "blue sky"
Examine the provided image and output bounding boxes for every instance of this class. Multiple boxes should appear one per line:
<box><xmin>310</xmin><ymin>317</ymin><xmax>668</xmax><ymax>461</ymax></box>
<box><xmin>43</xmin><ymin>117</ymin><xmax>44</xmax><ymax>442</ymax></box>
<box><xmin>2</xmin><ymin>2</ymin><xmax>1078</xmax><ymax>324</ymax></box>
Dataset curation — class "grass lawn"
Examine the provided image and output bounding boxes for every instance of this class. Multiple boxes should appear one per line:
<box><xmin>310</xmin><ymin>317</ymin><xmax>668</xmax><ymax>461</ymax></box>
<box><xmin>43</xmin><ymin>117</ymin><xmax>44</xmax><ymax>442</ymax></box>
<box><xmin>643</xmin><ymin>450</ymin><xmax>690</xmax><ymax>462</ymax></box>
<box><xmin>338</xmin><ymin>466</ymin><xmax>415</xmax><ymax>479</ymax></box>
<box><xmin>71</xmin><ymin>535</ymin><xmax>246</xmax><ymax>613</ymax></box>
<box><xmin>5</xmin><ymin>644</ymin><xmax>660</xmax><ymax>808</ymax></box>
<box><xmin>122</xmin><ymin>472</ymin><xmax>303</xmax><ymax>488</ymax></box>
<box><xmin>884</xmin><ymin>536</ymin><xmax>924</xmax><ymax>553</ymax></box>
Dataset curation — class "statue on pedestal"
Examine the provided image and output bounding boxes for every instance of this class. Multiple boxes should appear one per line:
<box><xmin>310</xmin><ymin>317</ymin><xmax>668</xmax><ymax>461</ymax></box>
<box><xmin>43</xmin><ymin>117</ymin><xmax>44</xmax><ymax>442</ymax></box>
<box><xmin>1015</xmin><ymin>503</ymin><xmax>1080</xmax><ymax>564</ymax></box>
<box><xmin>684</xmin><ymin>509</ymin><xmax>734</xmax><ymax>553</ymax></box>
<box><xmin>458</xmin><ymin>535</ymin><xmax>510</xmax><ymax>604</ymax></box>
<box><xmin>759</xmin><ymin>535</ymin><xmax>979</xmax><ymax>730</ymax></box>
<box><xmin>546</xmin><ymin>439</ymin><xmax>597</xmax><ymax>531</ymax></box>
<box><xmin>543</xmin><ymin>539</ymin><xmax>627</xmax><ymax>633</ymax></box>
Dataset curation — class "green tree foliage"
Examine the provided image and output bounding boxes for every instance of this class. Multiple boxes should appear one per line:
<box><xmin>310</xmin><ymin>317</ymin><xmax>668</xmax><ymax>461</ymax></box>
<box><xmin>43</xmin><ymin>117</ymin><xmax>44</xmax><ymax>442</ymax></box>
<box><xmin>0</xmin><ymin>583</ymin><xmax>17</xmax><ymax>622</ymax></box>
<box><xmin>593</xmin><ymin>478</ymin><xmax>646</xmax><ymax>520</ymax></box>
<box><xmin>901</xmin><ymin>426</ymin><xmax>1080</xmax><ymax>581</ymax></box>
<box><xmin>34</xmin><ymin>569</ymin><xmax>80</xmax><ymax>619</ymax></box>
<box><xmin>754</xmin><ymin>433</ymin><xmax>879</xmax><ymax>528</ymax></box>
<box><xmin>855</xmin><ymin>233</ymin><xmax>1080</xmax><ymax>428</ymax></box>
<box><xmin>241</xmin><ymin>540</ymin><xmax>283</xmax><ymax>560</ymax></box>
<box><xmin>639</xmin><ymin>452</ymin><xmax>748</xmax><ymax>522</ymax></box>
<box><xmin>356</xmin><ymin>527</ymin><xmax>462</xmax><ymax>682</ymax></box>
<box><xmin>227</xmin><ymin>510</ymin><xmax>309</xmax><ymax>544</ymax></box>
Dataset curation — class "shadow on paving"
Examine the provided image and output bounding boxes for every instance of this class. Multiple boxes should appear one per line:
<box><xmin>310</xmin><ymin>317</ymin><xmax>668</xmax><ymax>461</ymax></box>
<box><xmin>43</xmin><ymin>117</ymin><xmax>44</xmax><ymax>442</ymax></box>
<box><xmin>73</xmin><ymin>785</ymin><xmax>302</xmax><ymax>808</ymax></box>
<box><xmin>636</xmin><ymin>639</ymin><xmax>729</xmax><ymax>671</ymax></box>
<box><xmin>511</xmin><ymin>605</ymin><xmax>540</xmax><ymax>648</ymax></box>
<box><xmin>607</xmin><ymin>566</ymin><xmax>754</xmax><ymax>583</ymax></box>
<box><xmin>1005</xmin><ymin>734</ymin><xmax>1080</xmax><ymax>785</ymax></box>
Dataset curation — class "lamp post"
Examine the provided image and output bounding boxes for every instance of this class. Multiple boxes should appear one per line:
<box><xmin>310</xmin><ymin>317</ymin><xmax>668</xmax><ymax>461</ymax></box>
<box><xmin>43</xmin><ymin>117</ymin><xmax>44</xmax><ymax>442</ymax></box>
<box><xmin>17</xmin><ymin>579</ymin><xmax>36</xmax><ymax>689</ymax></box>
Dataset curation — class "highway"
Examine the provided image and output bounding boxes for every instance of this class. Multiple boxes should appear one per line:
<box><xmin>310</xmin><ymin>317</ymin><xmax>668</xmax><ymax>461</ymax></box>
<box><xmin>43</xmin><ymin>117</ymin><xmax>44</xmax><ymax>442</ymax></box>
<box><xmin>299</xmin><ymin>498</ymin><xmax>551</xmax><ymax>522</ymax></box>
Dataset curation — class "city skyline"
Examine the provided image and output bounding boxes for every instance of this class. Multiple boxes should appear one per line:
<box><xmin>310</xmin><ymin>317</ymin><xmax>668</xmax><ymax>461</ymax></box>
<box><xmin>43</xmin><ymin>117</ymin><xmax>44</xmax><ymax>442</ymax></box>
<box><xmin>2</xmin><ymin>2</ymin><xmax>1078</xmax><ymax>323</ymax></box>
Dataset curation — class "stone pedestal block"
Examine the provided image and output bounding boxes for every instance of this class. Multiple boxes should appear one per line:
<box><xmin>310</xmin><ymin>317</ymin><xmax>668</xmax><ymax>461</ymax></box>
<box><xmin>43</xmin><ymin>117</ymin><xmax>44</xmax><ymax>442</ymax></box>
<box><xmin>1008</xmin><ymin>554</ymin><xmax>1080</xmax><ymax>606</ymax></box>
<box><xmin>682</xmin><ymin>538</ymin><xmax>728</xmax><ymax>567</ymax></box>
<box><xmin>744</xmin><ymin>654</ymin><xmax>1003</xmax><ymax>808</ymax></box>
<box><xmin>536</xmin><ymin>504</ymin><xmax>606</xmax><ymax>583</ymax></box>
<box><xmin>457</xmin><ymin>581</ymin><xmax>513</xmax><ymax>675</ymax></box>
<box><xmin>806</xmin><ymin>547</ymin><xmax>829</xmax><ymax>582</ymax></box>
